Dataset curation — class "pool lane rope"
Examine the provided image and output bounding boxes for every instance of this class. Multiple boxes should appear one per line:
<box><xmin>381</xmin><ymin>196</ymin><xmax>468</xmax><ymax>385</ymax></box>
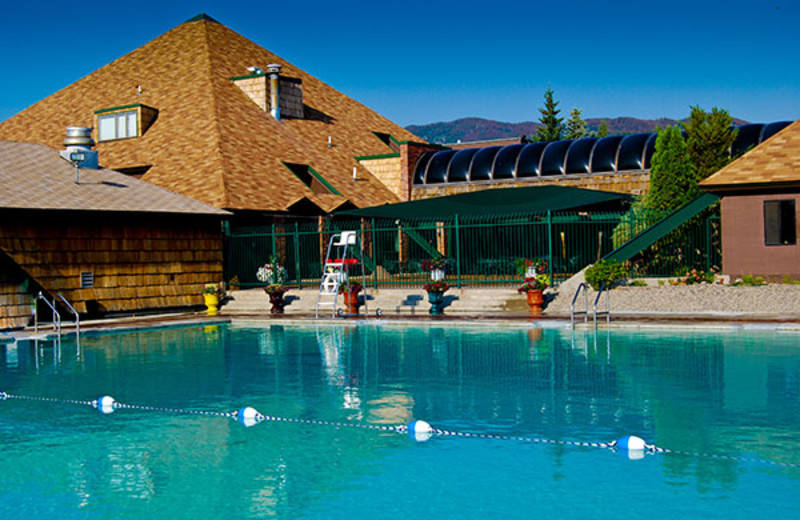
<box><xmin>2</xmin><ymin>391</ymin><xmax>797</xmax><ymax>468</ymax></box>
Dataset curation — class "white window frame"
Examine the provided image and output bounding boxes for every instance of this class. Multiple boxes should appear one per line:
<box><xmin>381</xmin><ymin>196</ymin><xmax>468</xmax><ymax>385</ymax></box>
<box><xmin>97</xmin><ymin>109</ymin><xmax>139</xmax><ymax>142</ymax></box>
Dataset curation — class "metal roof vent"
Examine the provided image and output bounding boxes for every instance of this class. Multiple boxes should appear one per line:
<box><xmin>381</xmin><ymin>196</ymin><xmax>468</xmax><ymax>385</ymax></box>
<box><xmin>60</xmin><ymin>126</ymin><xmax>99</xmax><ymax>169</ymax></box>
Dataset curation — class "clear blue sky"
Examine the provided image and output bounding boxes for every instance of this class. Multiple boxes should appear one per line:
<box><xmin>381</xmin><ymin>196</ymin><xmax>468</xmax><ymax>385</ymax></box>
<box><xmin>1</xmin><ymin>1</ymin><xmax>797</xmax><ymax>127</ymax></box>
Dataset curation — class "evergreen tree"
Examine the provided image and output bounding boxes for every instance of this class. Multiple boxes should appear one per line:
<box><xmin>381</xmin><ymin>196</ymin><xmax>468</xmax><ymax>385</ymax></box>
<box><xmin>646</xmin><ymin>125</ymin><xmax>695</xmax><ymax>210</ymax></box>
<box><xmin>683</xmin><ymin>105</ymin><xmax>738</xmax><ymax>185</ymax></box>
<box><xmin>535</xmin><ymin>87</ymin><xmax>563</xmax><ymax>142</ymax></box>
<box><xmin>596</xmin><ymin>120</ymin><xmax>609</xmax><ymax>137</ymax></box>
<box><xmin>565</xmin><ymin>108</ymin><xmax>587</xmax><ymax>140</ymax></box>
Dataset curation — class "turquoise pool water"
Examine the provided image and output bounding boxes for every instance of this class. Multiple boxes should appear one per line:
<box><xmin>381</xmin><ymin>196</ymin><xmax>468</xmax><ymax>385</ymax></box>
<box><xmin>0</xmin><ymin>323</ymin><xmax>798</xmax><ymax>519</ymax></box>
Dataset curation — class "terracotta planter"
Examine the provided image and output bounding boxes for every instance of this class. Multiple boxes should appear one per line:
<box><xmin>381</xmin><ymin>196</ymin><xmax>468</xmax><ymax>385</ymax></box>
<box><xmin>526</xmin><ymin>289</ymin><xmax>544</xmax><ymax>314</ymax></box>
<box><xmin>342</xmin><ymin>290</ymin><xmax>360</xmax><ymax>315</ymax></box>
<box><xmin>203</xmin><ymin>293</ymin><xmax>219</xmax><ymax>316</ymax></box>
<box><xmin>427</xmin><ymin>290</ymin><xmax>445</xmax><ymax>315</ymax></box>
<box><xmin>265</xmin><ymin>290</ymin><xmax>286</xmax><ymax>314</ymax></box>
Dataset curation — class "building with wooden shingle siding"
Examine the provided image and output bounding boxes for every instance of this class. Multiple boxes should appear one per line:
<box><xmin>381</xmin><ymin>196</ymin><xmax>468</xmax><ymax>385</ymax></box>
<box><xmin>0</xmin><ymin>139</ymin><xmax>229</xmax><ymax>330</ymax></box>
<box><xmin>700</xmin><ymin>119</ymin><xmax>800</xmax><ymax>280</ymax></box>
<box><xmin>0</xmin><ymin>14</ymin><xmax>425</xmax><ymax>222</ymax></box>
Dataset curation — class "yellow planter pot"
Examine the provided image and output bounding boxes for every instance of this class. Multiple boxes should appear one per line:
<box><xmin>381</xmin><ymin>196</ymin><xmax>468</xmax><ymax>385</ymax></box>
<box><xmin>203</xmin><ymin>293</ymin><xmax>219</xmax><ymax>316</ymax></box>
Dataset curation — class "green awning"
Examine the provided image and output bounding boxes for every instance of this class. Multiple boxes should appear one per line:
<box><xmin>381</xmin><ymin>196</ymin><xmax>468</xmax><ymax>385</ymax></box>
<box><xmin>335</xmin><ymin>185</ymin><xmax>632</xmax><ymax>221</ymax></box>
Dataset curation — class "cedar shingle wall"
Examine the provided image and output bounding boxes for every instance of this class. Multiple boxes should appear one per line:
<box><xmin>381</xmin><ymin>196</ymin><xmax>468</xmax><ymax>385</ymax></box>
<box><xmin>0</xmin><ymin>212</ymin><xmax>223</xmax><ymax>318</ymax></box>
<box><xmin>0</xmin><ymin>253</ymin><xmax>31</xmax><ymax>329</ymax></box>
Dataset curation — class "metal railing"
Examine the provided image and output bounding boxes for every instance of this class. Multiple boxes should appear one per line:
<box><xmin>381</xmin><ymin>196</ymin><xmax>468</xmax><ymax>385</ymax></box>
<box><xmin>34</xmin><ymin>291</ymin><xmax>61</xmax><ymax>337</ymax></box>
<box><xmin>57</xmin><ymin>293</ymin><xmax>81</xmax><ymax>340</ymax></box>
<box><xmin>593</xmin><ymin>283</ymin><xmax>611</xmax><ymax>326</ymax></box>
<box><xmin>570</xmin><ymin>282</ymin><xmax>589</xmax><ymax>327</ymax></box>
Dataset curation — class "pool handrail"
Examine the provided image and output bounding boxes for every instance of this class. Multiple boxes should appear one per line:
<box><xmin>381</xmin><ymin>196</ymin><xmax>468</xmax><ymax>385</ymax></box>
<box><xmin>57</xmin><ymin>293</ymin><xmax>80</xmax><ymax>338</ymax></box>
<box><xmin>35</xmin><ymin>291</ymin><xmax>61</xmax><ymax>337</ymax></box>
<box><xmin>570</xmin><ymin>282</ymin><xmax>589</xmax><ymax>327</ymax></box>
<box><xmin>593</xmin><ymin>283</ymin><xmax>611</xmax><ymax>326</ymax></box>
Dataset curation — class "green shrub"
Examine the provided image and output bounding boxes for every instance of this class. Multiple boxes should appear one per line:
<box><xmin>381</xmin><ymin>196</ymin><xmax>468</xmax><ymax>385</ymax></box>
<box><xmin>584</xmin><ymin>260</ymin><xmax>628</xmax><ymax>291</ymax></box>
<box><xmin>629</xmin><ymin>279</ymin><xmax>648</xmax><ymax>287</ymax></box>
<box><xmin>734</xmin><ymin>274</ymin><xmax>767</xmax><ymax>286</ymax></box>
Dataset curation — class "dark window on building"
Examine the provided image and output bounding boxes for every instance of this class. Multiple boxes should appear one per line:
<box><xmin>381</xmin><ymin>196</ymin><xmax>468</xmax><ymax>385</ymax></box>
<box><xmin>764</xmin><ymin>200</ymin><xmax>796</xmax><ymax>246</ymax></box>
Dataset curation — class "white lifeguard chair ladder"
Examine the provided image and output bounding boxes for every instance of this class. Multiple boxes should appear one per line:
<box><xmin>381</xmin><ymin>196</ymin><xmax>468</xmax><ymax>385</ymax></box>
<box><xmin>316</xmin><ymin>231</ymin><xmax>369</xmax><ymax>317</ymax></box>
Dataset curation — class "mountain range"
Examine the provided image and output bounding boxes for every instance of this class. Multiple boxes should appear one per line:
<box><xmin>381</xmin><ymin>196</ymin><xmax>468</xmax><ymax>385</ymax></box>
<box><xmin>405</xmin><ymin>116</ymin><xmax>749</xmax><ymax>144</ymax></box>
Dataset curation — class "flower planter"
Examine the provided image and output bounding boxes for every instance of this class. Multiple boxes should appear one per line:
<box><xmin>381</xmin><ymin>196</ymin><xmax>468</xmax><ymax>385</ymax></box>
<box><xmin>427</xmin><ymin>290</ymin><xmax>445</xmax><ymax>315</ymax></box>
<box><xmin>203</xmin><ymin>293</ymin><xmax>219</xmax><ymax>316</ymax></box>
<box><xmin>430</xmin><ymin>269</ymin><xmax>445</xmax><ymax>281</ymax></box>
<box><xmin>342</xmin><ymin>290</ymin><xmax>360</xmax><ymax>315</ymax></box>
<box><xmin>526</xmin><ymin>289</ymin><xmax>544</xmax><ymax>314</ymax></box>
<box><xmin>265</xmin><ymin>290</ymin><xmax>286</xmax><ymax>314</ymax></box>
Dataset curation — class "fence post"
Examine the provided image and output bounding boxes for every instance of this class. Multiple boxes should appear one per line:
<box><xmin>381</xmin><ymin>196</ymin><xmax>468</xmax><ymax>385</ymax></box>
<box><xmin>547</xmin><ymin>210</ymin><xmax>555</xmax><ymax>285</ymax></box>
<box><xmin>705</xmin><ymin>215</ymin><xmax>712</xmax><ymax>273</ymax></box>
<box><xmin>454</xmin><ymin>214</ymin><xmax>462</xmax><ymax>288</ymax></box>
<box><xmin>270</xmin><ymin>223</ymin><xmax>277</xmax><ymax>262</ymax></box>
<box><xmin>372</xmin><ymin>218</ymin><xmax>379</xmax><ymax>290</ymax></box>
<box><xmin>222</xmin><ymin>220</ymin><xmax>232</xmax><ymax>284</ymax></box>
<box><xmin>294</xmin><ymin>222</ymin><xmax>302</xmax><ymax>289</ymax></box>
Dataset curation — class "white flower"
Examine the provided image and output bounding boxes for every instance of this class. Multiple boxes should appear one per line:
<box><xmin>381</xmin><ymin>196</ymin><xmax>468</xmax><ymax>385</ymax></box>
<box><xmin>256</xmin><ymin>262</ymin><xmax>287</xmax><ymax>284</ymax></box>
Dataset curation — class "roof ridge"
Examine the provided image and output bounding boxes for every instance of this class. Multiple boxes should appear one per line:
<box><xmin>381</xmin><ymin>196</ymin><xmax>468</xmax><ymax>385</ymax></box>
<box><xmin>197</xmin><ymin>21</ymin><xmax>233</xmax><ymax>209</ymax></box>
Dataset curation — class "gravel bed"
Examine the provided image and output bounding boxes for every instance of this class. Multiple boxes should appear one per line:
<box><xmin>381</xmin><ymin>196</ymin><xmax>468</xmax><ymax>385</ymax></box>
<box><xmin>546</xmin><ymin>284</ymin><xmax>800</xmax><ymax>316</ymax></box>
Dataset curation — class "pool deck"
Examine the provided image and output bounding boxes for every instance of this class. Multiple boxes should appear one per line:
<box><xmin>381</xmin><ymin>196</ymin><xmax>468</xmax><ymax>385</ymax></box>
<box><xmin>5</xmin><ymin>283</ymin><xmax>799</xmax><ymax>341</ymax></box>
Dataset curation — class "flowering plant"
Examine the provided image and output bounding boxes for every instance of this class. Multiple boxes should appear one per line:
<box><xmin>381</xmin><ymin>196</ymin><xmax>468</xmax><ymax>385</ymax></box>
<box><xmin>514</xmin><ymin>257</ymin><xmax>548</xmax><ymax>277</ymax></box>
<box><xmin>256</xmin><ymin>257</ymin><xmax>288</xmax><ymax>285</ymax></box>
<box><xmin>423</xmin><ymin>280</ymin><xmax>450</xmax><ymax>293</ymax></box>
<box><xmin>421</xmin><ymin>257</ymin><xmax>448</xmax><ymax>272</ymax></box>
<box><xmin>338</xmin><ymin>282</ymin><xmax>363</xmax><ymax>294</ymax></box>
<box><xmin>202</xmin><ymin>283</ymin><xmax>222</xmax><ymax>296</ymax></box>
<box><xmin>517</xmin><ymin>274</ymin><xmax>549</xmax><ymax>293</ymax></box>
<box><xmin>673</xmin><ymin>268</ymin><xmax>717</xmax><ymax>285</ymax></box>
<box><xmin>264</xmin><ymin>284</ymin><xmax>289</xmax><ymax>296</ymax></box>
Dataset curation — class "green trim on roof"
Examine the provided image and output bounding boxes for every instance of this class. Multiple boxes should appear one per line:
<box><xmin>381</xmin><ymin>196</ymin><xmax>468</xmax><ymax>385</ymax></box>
<box><xmin>185</xmin><ymin>13</ymin><xmax>220</xmax><ymax>24</ymax></box>
<box><xmin>94</xmin><ymin>104</ymin><xmax>143</xmax><ymax>115</ymax></box>
<box><xmin>229</xmin><ymin>72</ymin><xmax>266</xmax><ymax>81</ymax></box>
<box><xmin>354</xmin><ymin>153</ymin><xmax>400</xmax><ymax>161</ymax></box>
<box><xmin>308</xmin><ymin>165</ymin><xmax>341</xmax><ymax>195</ymax></box>
<box><xmin>281</xmin><ymin>162</ymin><xmax>341</xmax><ymax>196</ymax></box>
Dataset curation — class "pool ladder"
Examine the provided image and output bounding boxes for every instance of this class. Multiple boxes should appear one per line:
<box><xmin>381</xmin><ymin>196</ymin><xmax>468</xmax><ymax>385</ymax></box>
<box><xmin>34</xmin><ymin>291</ymin><xmax>80</xmax><ymax>341</ymax></box>
<box><xmin>570</xmin><ymin>283</ymin><xmax>610</xmax><ymax>327</ymax></box>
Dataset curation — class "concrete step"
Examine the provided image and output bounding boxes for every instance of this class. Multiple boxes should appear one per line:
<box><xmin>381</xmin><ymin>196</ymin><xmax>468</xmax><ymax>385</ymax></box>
<box><xmin>221</xmin><ymin>287</ymin><xmax>539</xmax><ymax>315</ymax></box>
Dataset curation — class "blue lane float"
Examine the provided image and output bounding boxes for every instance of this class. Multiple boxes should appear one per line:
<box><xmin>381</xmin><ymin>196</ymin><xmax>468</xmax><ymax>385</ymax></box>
<box><xmin>407</xmin><ymin>420</ymin><xmax>433</xmax><ymax>442</ymax></box>
<box><xmin>235</xmin><ymin>406</ymin><xmax>264</xmax><ymax>428</ymax></box>
<box><xmin>93</xmin><ymin>395</ymin><xmax>117</xmax><ymax>415</ymax></box>
<box><xmin>614</xmin><ymin>435</ymin><xmax>650</xmax><ymax>451</ymax></box>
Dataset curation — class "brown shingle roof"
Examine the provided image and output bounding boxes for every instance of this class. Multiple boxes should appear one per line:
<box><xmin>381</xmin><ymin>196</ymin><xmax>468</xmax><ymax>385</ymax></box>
<box><xmin>701</xmin><ymin>119</ymin><xmax>800</xmax><ymax>189</ymax></box>
<box><xmin>0</xmin><ymin>141</ymin><xmax>229</xmax><ymax>215</ymax></box>
<box><xmin>0</xmin><ymin>17</ymin><xmax>423</xmax><ymax>212</ymax></box>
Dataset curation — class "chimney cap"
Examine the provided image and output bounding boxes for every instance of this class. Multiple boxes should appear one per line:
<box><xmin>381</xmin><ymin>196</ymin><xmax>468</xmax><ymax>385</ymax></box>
<box><xmin>266</xmin><ymin>63</ymin><xmax>282</xmax><ymax>75</ymax></box>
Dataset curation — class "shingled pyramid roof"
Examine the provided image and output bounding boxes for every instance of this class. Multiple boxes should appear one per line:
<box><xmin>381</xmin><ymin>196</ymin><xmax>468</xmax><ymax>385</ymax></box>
<box><xmin>701</xmin><ymin>118</ymin><xmax>800</xmax><ymax>190</ymax></box>
<box><xmin>0</xmin><ymin>15</ymin><xmax>422</xmax><ymax>212</ymax></box>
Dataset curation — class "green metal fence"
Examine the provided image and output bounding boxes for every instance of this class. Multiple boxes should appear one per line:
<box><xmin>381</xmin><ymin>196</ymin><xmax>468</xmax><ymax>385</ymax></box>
<box><xmin>224</xmin><ymin>211</ymin><xmax>722</xmax><ymax>289</ymax></box>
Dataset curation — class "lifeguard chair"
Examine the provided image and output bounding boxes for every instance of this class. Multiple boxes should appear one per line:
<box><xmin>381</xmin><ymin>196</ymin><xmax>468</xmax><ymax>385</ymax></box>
<box><xmin>316</xmin><ymin>231</ymin><xmax>369</xmax><ymax>317</ymax></box>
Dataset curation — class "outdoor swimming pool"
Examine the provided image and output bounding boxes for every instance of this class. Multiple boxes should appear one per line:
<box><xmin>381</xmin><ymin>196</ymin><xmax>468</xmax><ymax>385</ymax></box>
<box><xmin>0</xmin><ymin>322</ymin><xmax>798</xmax><ymax>519</ymax></box>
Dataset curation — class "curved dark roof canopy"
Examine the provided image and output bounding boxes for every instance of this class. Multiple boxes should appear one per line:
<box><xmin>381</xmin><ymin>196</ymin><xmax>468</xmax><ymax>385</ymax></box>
<box><xmin>412</xmin><ymin>122</ymin><xmax>792</xmax><ymax>187</ymax></box>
